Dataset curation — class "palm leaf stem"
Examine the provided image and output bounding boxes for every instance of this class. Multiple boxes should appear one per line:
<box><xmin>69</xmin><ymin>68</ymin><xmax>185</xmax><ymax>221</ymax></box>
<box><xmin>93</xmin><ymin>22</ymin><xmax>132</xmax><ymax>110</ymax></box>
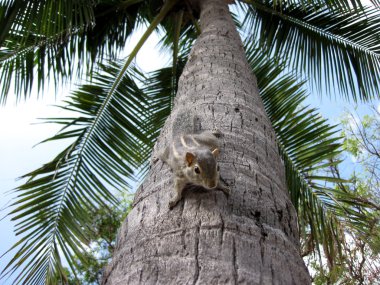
<box><xmin>95</xmin><ymin>0</ymin><xmax>143</xmax><ymax>18</ymax></box>
<box><xmin>103</xmin><ymin>0</ymin><xmax>178</xmax><ymax>107</ymax></box>
<box><xmin>185</xmin><ymin>1</ymin><xmax>201</xmax><ymax>35</ymax></box>
<box><xmin>78</xmin><ymin>0</ymin><xmax>179</xmax><ymax>178</ymax></box>
<box><xmin>171</xmin><ymin>10</ymin><xmax>184</xmax><ymax>105</ymax></box>
<box><xmin>0</xmin><ymin>1</ymin><xmax>24</xmax><ymax>46</ymax></box>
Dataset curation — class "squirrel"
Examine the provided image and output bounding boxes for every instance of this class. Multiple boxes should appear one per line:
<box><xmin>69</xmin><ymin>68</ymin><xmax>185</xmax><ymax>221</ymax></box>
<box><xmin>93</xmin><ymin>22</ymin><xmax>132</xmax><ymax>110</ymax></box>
<box><xmin>156</xmin><ymin>131</ymin><xmax>230</xmax><ymax>209</ymax></box>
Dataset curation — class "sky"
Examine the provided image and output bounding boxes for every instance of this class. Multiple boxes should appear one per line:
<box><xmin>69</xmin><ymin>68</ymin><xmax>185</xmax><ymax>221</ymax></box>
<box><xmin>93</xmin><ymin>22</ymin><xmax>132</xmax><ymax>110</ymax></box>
<box><xmin>0</xmin><ymin>5</ymin><xmax>379</xmax><ymax>285</ymax></box>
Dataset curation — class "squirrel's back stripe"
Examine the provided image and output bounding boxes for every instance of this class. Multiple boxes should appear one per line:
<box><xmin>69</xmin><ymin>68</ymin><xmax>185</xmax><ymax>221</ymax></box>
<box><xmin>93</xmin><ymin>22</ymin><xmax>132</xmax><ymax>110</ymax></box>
<box><xmin>172</xmin><ymin>143</ymin><xmax>179</xmax><ymax>157</ymax></box>
<box><xmin>180</xmin><ymin>135</ymin><xmax>190</xmax><ymax>148</ymax></box>
<box><xmin>190</xmin><ymin>136</ymin><xmax>200</xmax><ymax>146</ymax></box>
<box><xmin>181</xmin><ymin>135</ymin><xmax>199</xmax><ymax>148</ymax></box>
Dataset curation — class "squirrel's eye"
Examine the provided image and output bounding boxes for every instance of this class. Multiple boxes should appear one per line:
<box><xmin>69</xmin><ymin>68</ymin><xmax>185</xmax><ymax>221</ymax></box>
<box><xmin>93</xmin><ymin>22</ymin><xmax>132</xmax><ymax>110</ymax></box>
<box><xmin>194</xmin><ymin>166</ymin><xmax>201</xmax><ymax>174</ymax></box>
<box><xmin>217</xmin><ymin>165</ymin><xmax>220</xmax><ymax>171</ymax></box>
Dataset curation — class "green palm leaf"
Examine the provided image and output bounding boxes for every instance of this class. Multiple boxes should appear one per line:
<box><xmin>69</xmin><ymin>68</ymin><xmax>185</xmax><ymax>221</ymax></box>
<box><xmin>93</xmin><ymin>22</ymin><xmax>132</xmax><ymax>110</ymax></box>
<box><xmin>1</xmin><ymin>61</ymin><xmax>151</xmax><ymax>284</ymax></box>
<box><xmin>0</xmin><ymin>0</ymin><xmax>144</xmax><ymax>103</ymax></box>
<box><xmin>263</xmin><ymin>0</ymin><xmax>370</xmax><ymax>11</ymax></box>
<box><xmin>0</xmin><ymin>0</ymin><xmax>95</xmax><ymax>46</ymax></box>
<box><xmin>240</xmin><ymin>0</ymin><xmax>380</xmax><ymax>101</ymax></box>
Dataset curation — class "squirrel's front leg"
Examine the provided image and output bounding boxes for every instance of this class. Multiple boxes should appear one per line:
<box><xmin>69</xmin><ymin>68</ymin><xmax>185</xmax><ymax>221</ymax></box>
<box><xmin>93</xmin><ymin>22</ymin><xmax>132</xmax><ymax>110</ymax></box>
<box><xmin>152</xmin><ymin>146</ymin><xmax>169</xmax><ymax>165</ymax></box>
<box><xmin>169</xmin><ymin>178</ymin><xmax>187</xmax><ymax>209</ymax></box>
<box><xmin>217</xmin><ymin>177</ymin><xmax>230</xmax><ymax>197</ymax></box>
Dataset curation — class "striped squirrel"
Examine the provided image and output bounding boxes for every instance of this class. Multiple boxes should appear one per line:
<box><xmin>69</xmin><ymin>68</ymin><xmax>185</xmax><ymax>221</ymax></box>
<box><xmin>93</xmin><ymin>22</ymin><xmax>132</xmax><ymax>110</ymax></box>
<box><xmin>156</xmin><ymin>131</ymin><xmax>230</xmax><ymax>209</ymax></box>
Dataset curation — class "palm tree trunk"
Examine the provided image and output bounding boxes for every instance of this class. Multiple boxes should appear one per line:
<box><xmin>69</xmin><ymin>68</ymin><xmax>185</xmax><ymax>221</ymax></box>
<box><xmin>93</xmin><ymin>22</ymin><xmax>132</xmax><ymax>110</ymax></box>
<box><xmin>103</xmin><ymin>0</ymin><xmax>310</xmax><ymax>283</ymax></box>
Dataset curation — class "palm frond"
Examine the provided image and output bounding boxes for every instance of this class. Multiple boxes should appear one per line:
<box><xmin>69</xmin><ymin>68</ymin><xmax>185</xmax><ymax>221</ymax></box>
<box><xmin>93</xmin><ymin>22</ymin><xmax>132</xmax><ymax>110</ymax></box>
<box><xmin>245</xmin><ymin>42</ymin><xmax>376</xmax><ymax>264</ymax></box>
<box><xmin>240</xmin><ymin>0</ymin><xmax>380</xmax><ymax>102</ymax></box>
<box><xmin>0</xmin><ymin>0</ymin><xmax>144</xmax><ymax>103</ymax></box>
<box><xmin>0</xmin><ymin>1</ymin><xmax>95</xmax><ymax>46</ymax></box>
<box><xmin>0</xmin><ymin>61</ymin><xmax>151</xmax><ymax>284</ymax></box>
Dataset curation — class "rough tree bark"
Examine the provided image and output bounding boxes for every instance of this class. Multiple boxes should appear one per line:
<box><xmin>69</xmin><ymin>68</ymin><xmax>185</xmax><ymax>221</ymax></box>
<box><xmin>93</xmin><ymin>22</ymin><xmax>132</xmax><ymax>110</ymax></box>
<box><xmin>103</xmin><ymin>0</ymin><xmax>311</xmax><ymax>283</ymax></box>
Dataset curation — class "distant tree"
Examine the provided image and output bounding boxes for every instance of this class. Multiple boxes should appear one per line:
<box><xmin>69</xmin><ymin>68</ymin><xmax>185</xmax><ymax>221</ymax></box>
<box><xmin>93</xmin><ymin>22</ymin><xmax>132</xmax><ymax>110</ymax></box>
<box><xmin>306</xmin><ymin>107</ymin><xmax>380</xmax><ymax>284</ymax></box>
<box><xmin>342</xmin><ymin>106</ymin><xmax>380</xmax><ymax>196</ymax></box>
<box><xmin>63</xmin><ymin>194</ymin><xmax>132</xmax><ymax>285</ymax></box>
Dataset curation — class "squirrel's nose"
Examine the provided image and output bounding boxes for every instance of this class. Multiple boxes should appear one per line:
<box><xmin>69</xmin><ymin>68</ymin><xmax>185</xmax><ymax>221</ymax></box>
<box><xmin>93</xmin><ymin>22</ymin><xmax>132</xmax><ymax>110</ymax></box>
<box><xmin>208</xmin><ymin>181</ymin><xmax>217</xmax><ymax>188</ymax></box>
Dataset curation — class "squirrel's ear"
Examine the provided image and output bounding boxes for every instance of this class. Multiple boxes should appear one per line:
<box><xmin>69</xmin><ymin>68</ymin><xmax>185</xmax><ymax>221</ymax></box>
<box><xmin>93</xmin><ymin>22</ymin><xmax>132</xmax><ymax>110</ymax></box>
<box><xmin>185</xmin><ymin>152</ymin><xmax>196</xmax><ymax>166</ymax></box>
<box><xmin>212</xmin><ymin>148</ymin><xmax>220</xmax><ymax>157</ymax></box>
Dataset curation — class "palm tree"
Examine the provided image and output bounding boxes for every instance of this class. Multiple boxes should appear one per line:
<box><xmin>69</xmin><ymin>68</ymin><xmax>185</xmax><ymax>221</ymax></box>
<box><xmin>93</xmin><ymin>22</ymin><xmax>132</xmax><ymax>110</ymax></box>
<box><xmin>1</xmin><ymin>0</ymin><xmax>379</xmax><ymax>284</ymax></box>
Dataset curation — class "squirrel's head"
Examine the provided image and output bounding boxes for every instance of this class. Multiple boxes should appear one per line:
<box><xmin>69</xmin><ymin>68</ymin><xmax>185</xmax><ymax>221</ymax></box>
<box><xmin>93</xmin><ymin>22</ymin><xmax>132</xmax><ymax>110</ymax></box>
<box><xmin>184</xmin><ymin>148</ymin><xmax>220</xmax><ymax>189</ymax></box>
